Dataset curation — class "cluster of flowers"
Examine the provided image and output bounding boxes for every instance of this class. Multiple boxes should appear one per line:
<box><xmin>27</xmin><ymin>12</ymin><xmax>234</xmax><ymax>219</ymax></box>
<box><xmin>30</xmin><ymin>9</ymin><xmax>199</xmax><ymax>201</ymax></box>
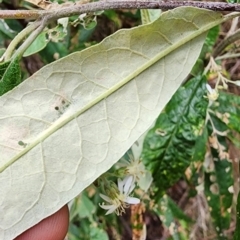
<box><xmin>99</xmin><ymin>156</ymin><xmax>148</xmax><ymax>215</ymax></box>
<box><xmin>205</xmin><ymin>56</ymin><xmax>240</xmax><ymax>105</ymax></box>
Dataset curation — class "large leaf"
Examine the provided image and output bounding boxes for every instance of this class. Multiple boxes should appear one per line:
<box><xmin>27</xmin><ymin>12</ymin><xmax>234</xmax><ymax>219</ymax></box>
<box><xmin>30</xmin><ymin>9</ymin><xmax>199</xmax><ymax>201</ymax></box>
<box><xmin>142</xmin><ymin>76</ymin><xmax>208</xmax><ymax>198</ymax></box>
<box><xmin>0</xmin><ymin>7</ymin><xmax>223</xmax><ymax>239</ymax></box>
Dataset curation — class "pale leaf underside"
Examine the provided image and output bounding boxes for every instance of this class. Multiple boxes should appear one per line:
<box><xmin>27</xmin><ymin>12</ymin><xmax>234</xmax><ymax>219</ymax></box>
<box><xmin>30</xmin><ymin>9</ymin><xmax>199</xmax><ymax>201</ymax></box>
<box><xmin>0</xmin><ymin>7</ymin><xmax>222</xmax><ymax>239</ymax></box>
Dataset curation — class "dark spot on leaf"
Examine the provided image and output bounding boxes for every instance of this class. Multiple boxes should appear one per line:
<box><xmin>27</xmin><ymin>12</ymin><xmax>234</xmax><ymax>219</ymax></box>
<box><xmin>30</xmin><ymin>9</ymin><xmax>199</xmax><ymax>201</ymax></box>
<box><xmin>18</xmin><ymin>141</ymin><xmax>27</xmax><ymax>147</ymax></box>
<box><xmin>55</xmin><ymin>106</ymin><xmax>59</xmax><ymax>110</ymax></box>
<box><xmin>18</xmin><ymin>141</ymin><xmax>24</xmax><ymax>146</ymax></box>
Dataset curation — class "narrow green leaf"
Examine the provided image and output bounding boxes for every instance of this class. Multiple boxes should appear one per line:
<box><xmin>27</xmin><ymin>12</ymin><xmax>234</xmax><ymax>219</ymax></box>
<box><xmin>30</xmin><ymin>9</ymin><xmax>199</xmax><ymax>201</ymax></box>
<box><xmin>167</xmin><ymin>197</ymin><xmax>193</xmax><ymax>223</ymax></box>
<box><xmin>142</xmin><ymin>76</ymin><xmax>208</xmax><ymax>198</ymax></box>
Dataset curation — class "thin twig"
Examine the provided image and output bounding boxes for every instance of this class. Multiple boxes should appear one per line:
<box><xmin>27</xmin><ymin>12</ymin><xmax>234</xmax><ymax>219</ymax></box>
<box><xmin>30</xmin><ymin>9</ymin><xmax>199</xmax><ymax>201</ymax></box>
<box><xmin>1</xmin><ymin>1</ymin><xmax>240</xmax><ymax>19</ymax></box>
<box><xmin>216</xmin><ymin>52</ymin><xmax>240</xmax><ymax>60</ymax></box>
<box><xmin>0</xmin><ymin>9</ymin><xmax>43</xmax><ymax>19</ymax></box>
<box><xmin>226</xmin><ymin>17</ymin><xmax>239</xmax><ymax>37</ymax></box>
<box><xmin>213</xmin><ymin>28</ymin><xmax>240</xmax><ymax>57</ymax></box>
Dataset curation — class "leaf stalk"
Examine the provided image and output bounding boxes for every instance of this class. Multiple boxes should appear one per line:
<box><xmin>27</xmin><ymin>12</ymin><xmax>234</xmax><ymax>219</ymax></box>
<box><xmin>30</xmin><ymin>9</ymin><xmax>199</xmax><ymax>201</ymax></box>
<box><xmin>3</xmin><ymin>20</ymin><xmax>42</xmax><ymax>61</ymax></box>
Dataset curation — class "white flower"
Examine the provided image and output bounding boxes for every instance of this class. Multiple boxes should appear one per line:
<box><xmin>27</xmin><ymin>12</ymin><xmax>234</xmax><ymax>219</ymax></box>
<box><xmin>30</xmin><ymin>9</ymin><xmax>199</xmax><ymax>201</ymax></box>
<box><xmin>120</xmin><ymin>155</ymin><xmax>153</xmax><ymax>191</ymax></box>
<box><xmin>99</xmin><ymin>176</ymin><xmax>140</xmax><ymax>215</ymax></box>
<box><xmin>121</xmin><ymin>155</ymin><xmax>146</xmax><ymax>180</ymax></box>
<box><xmin>206</xmin><ymin>84</ymin><xmax>219</xmax><ymax>103</ymax></box>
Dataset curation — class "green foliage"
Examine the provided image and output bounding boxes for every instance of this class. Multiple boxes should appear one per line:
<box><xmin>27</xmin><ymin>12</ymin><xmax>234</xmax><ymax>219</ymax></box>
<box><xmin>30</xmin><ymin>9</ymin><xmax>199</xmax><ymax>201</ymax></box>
<box><xmin>142</xmin><ymin>76</ymin><xmax>208</xmax><ymax>198</ymax></box>
<box><xmin>192</xmin><ymin>127</ymin><xmax>208</xmax><ymax>162</ymax></box>
<box><xmin>203</xmin><ymin>26</ymin><xmax>220</xmax><ymax>54</ymax></box>
<box><xmin>154</xmin><ymin>195</ymin><xmax>193</xmax><ymax>239</ymax></box>
<box><xmin>0</xmin><ymin>2</ymin><xmax>240</xmax><ymax>240</ymax></box>
<box><xmin>212</xmin><ymin>92</ymin><xmax>240</xmax><ymax>132</ymax></box>
<box><xmin>0</xmin><ymin>56</ymin><xmax>21</xmax><ymax>96</ymax></box>
<box><xmin>69</xmin><ymin>191</ymin><xmax>109</xmax><ymax>240</ymax></box>
<box><xmin>23</xmin><ymin>32</ymin><xmax>48</xmax><ymax>57</ymax></box>
<box><xmin>70</xmin><ymin>192</ymin><xmax>96</xmax><ymax>221</ymax></box>
<box><xmin>0</xmin><ymin>19</ymin><xmax>16</xmax><ymax>39</ymax></box>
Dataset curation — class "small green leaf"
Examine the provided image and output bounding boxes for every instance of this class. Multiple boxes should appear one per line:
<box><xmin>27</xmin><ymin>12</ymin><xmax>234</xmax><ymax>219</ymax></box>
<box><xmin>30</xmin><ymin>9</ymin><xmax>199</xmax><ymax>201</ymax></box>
<box><xmin>142</xmin><ymin>76</ymin><xmax>208</xmax><ymax>198</ymax></box>
<box><xmin>0</xmin><ymin>56</ymin><xmax>21</xmax><ymax>96</ymax></box>
<box><xmin>167</xmin><ymin>197</ymin><xmax>193</xmax><ymax>223</ymax></box>
<box><xmin>23</xmin><ymin>32</ymin><xmax>48</xmax><ymax>57</ymax></box>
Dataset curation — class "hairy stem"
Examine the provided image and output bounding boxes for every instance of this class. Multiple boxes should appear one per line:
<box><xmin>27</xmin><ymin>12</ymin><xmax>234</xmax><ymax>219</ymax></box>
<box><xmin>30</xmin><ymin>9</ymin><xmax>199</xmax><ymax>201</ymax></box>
<box><xmin>1</xmin><ymin>1</ymin><xmax>240</xmax><ymax>19</ymax></box>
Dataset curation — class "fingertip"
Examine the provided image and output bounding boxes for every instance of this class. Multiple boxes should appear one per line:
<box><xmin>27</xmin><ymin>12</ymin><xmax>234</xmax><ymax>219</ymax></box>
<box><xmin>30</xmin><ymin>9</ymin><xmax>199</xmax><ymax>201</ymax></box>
<box><xmin>15</xmin><ymin>205</ymin><xmax>69</xmax><ymax>240</ymax></box>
